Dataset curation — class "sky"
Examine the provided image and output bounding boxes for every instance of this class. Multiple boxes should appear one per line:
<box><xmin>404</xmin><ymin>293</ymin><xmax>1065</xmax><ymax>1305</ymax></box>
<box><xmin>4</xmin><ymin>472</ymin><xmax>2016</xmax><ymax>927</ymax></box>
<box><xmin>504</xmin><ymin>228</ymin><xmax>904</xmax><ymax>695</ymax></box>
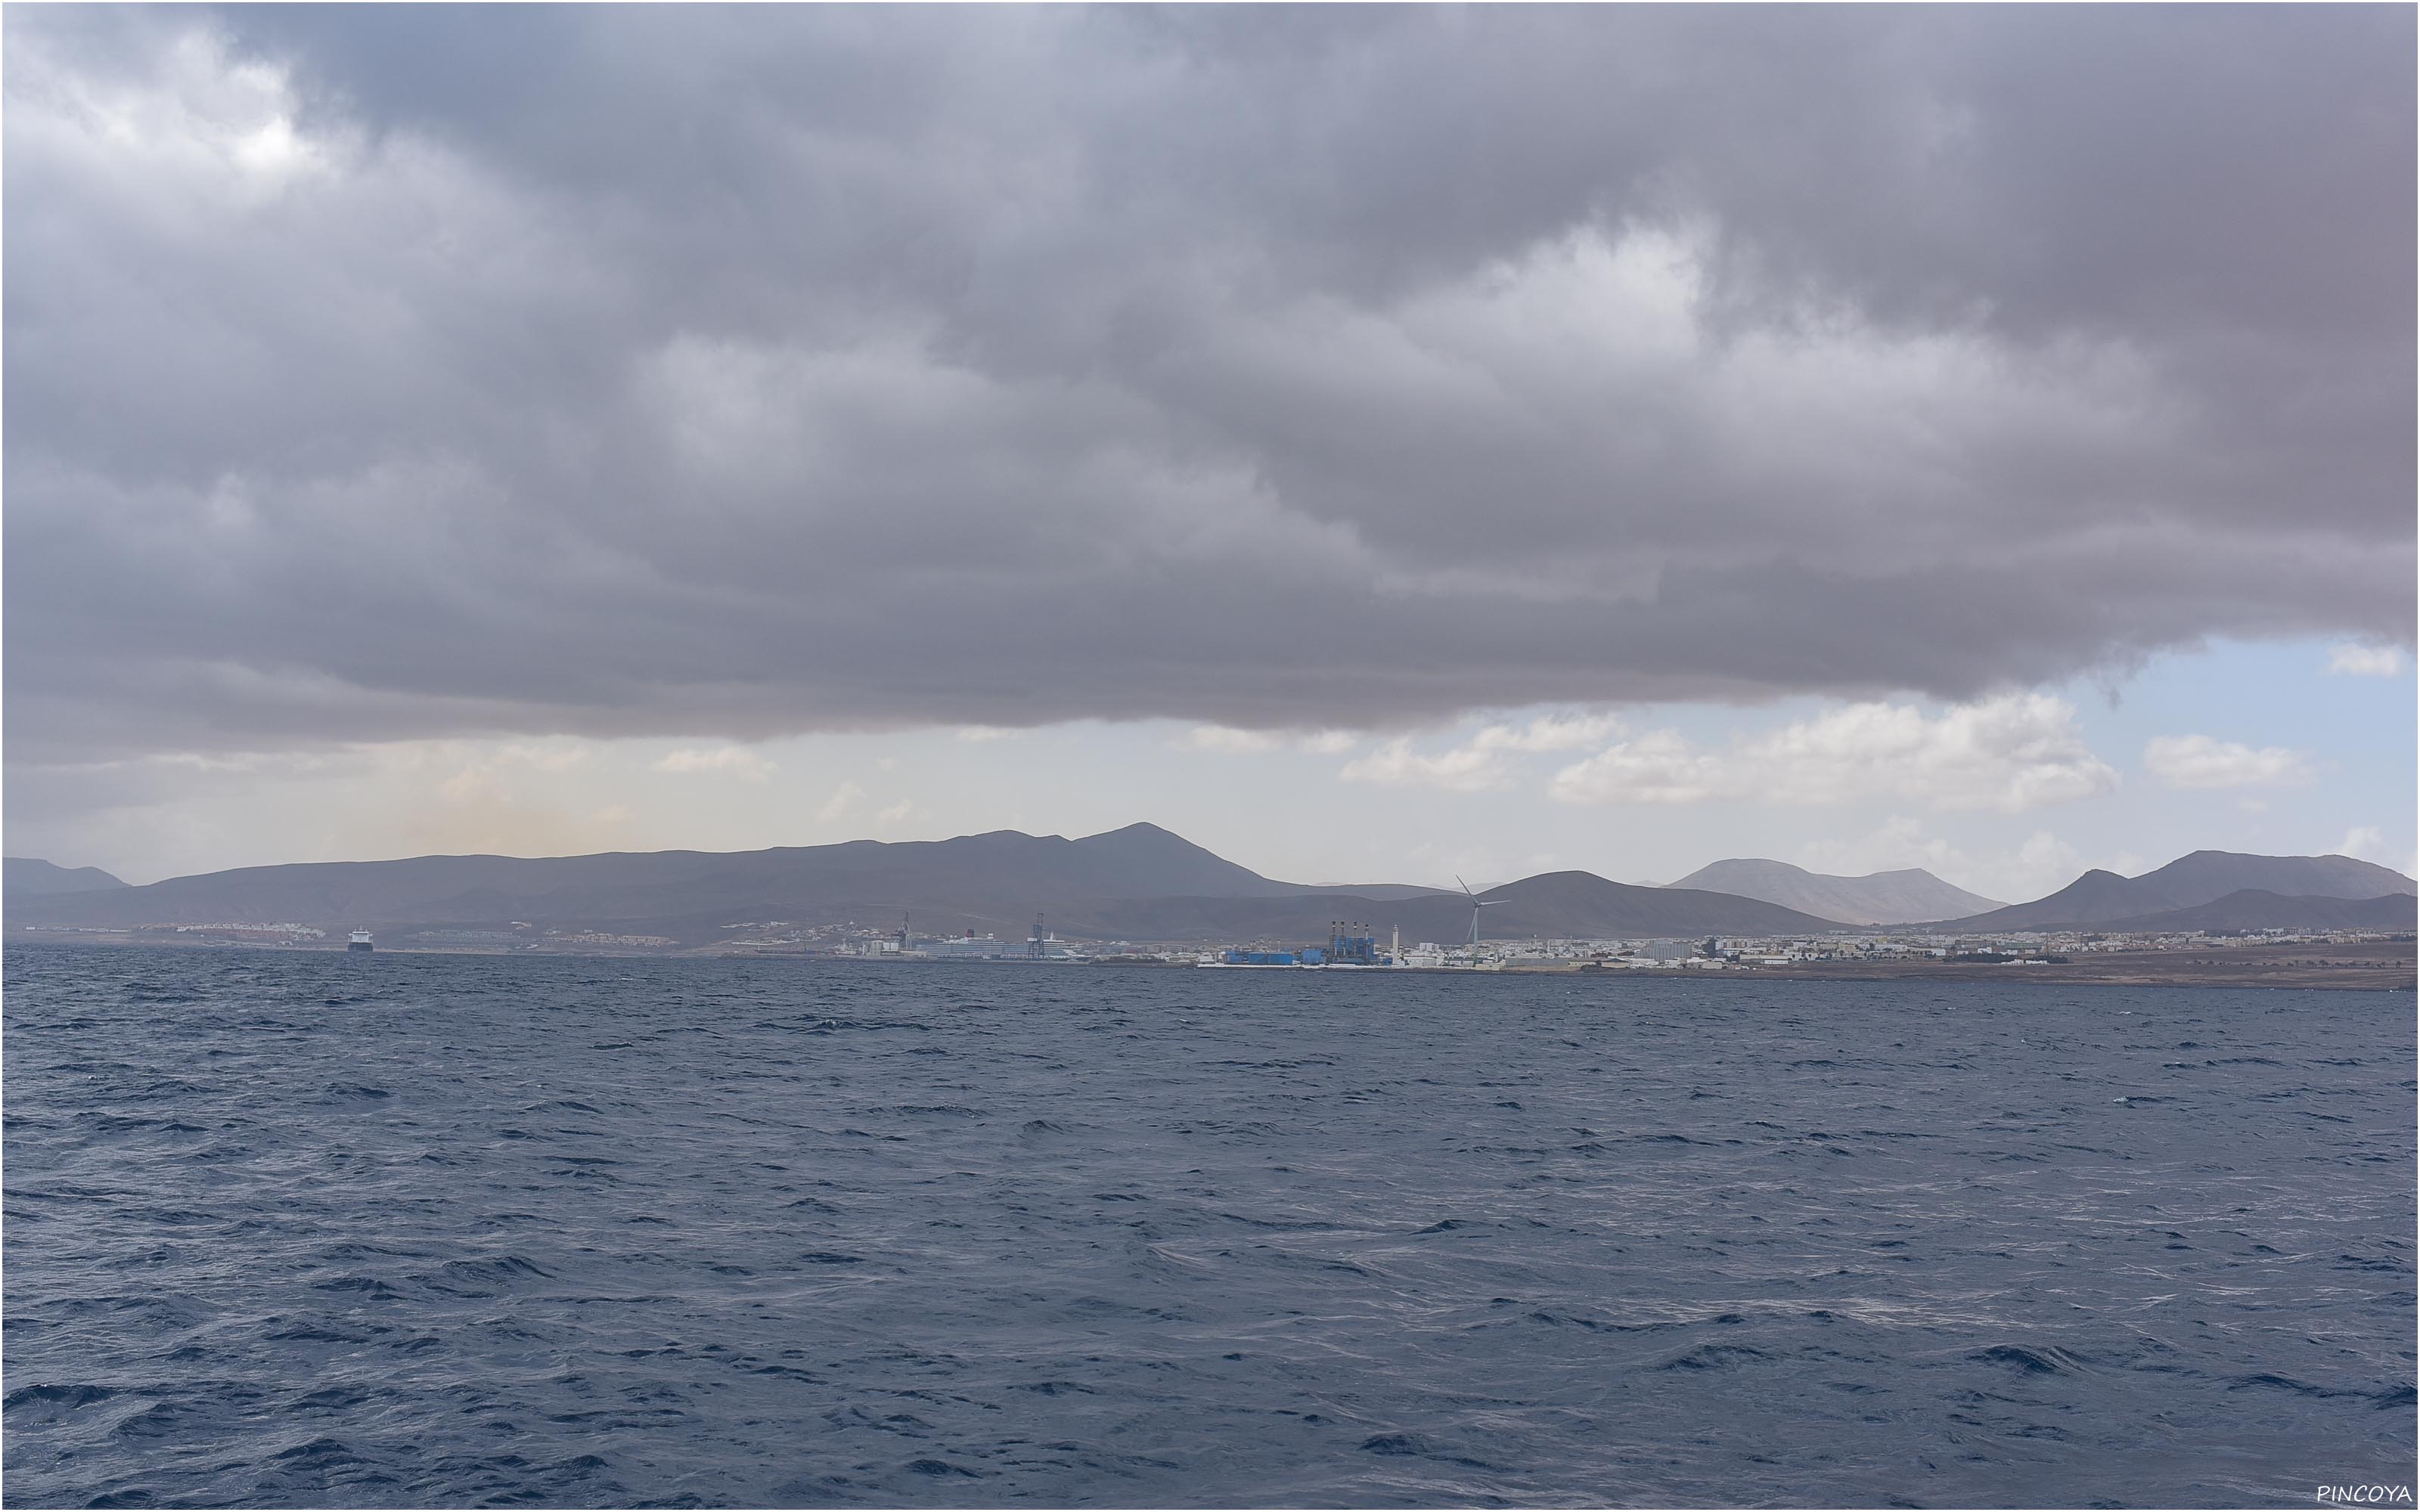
<box><xmin>5</xmin><ymin>6</ymin><xmax>2413</xmax><ymax>895</ymax></box>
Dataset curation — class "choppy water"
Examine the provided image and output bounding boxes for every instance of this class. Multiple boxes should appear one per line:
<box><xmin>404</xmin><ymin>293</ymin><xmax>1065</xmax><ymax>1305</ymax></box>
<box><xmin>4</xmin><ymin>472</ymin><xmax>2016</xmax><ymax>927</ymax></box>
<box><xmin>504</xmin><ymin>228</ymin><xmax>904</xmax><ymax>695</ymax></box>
<box><xmin>4</xmin><ymin>943</ymin><xmax>2412</xmax><ymax>1507</ymax></box>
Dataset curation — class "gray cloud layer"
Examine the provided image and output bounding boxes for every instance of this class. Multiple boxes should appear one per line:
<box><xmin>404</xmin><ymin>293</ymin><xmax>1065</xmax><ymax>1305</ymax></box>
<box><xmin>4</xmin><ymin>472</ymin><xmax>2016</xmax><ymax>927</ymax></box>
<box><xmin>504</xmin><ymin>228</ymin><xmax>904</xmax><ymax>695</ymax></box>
<box><xmin>7</xmin><ymin>5</ymin><xmax>2412</xmax><ymax>764</ymax></box>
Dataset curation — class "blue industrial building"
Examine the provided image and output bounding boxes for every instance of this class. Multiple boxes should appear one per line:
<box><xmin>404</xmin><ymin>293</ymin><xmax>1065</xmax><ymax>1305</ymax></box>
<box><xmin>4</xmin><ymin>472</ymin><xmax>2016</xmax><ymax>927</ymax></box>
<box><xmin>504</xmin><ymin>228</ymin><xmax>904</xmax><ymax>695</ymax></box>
<box><xmin>1326</xmin><ymin>922</ymin><xmax>1379</xmax><ymax>965</ymax></box>
<box><xmin>1218</xmin><ymin>925</ymin><xmax>1380</xmax><ymax>968</ymax></box>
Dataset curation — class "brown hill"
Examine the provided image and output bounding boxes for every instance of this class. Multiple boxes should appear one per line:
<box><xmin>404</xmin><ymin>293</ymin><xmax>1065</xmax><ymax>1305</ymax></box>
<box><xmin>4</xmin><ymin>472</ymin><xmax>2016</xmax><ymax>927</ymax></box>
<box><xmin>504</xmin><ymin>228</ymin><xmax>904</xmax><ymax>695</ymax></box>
<box><xmin>1665</xmin><ymin>858</ymin><xmax>2000</xmax><ymax>924</ymax></box>
<box><xmin>1943</xmin><ymin>851</ymin><xmax>2415</xmax><ymax>930</ymax></box>
<box><xmin>2087</xmin><ymin>890</ymin><xmax>2417</xmax><ymax>934</ymax></box>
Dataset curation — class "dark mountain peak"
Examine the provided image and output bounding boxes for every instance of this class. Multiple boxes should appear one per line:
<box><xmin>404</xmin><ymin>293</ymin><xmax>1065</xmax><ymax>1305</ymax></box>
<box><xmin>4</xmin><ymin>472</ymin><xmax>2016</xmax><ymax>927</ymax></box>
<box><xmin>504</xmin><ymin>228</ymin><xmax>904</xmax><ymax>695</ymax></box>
<box><xmin>1072</xmin><ymin>821</ymin><xmax>1236</xmax><ymax>865</ymax></box>
<box><xmin>1981</xmin><ymin>869</ymin><xmax>2136</xmax><ymax>916</ymax></box>
<box><xmin>2139</xmin><ymin>848</ymin><xmax>2262</xmax><ymax>878</ymax></box>
<box><xmin>1070</xmin><ymin>821</ymin><xmax>1292</xmax><ymax>897</ymax></box>
<box><xmin>1083</xmin><ymin>820</ymin><xmax>1178</xmax><ymax>840</ymax></box>
<box><xmin>1488</xmin><ymin>869</ymin><xmax>1622</xmax><ymax>897</ymax></box>
<box><xmin>1074</xmin><ymin>822</ymin><xmax>1199</xmax><ymax>851</ymax></box>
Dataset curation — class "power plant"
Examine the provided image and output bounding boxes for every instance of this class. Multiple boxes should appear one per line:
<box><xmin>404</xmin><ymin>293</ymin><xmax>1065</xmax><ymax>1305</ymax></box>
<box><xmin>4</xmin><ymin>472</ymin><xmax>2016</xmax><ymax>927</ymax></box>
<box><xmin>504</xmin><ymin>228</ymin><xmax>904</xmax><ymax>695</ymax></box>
<box><xmin>1326</xmin><ymin>921</ymin><xmax>1380</xmax><ymax>966</ymax></box>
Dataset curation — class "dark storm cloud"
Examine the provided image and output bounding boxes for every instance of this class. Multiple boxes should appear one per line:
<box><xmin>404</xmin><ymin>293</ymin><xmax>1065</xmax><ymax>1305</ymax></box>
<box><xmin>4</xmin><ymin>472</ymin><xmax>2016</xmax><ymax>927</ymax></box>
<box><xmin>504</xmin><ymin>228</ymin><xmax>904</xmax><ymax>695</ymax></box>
<box><xmin>5</xmin><ymin>5</ymin><xmax>2411</xmax><ymax>764</ymax></box>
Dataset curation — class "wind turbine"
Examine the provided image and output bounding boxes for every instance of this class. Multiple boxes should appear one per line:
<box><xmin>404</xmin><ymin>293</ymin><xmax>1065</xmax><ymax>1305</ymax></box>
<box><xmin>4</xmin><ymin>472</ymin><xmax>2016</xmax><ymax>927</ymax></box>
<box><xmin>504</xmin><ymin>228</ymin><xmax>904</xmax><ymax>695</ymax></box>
<box><xmin>1455</xmin><ymin>875</ymin><xmax>1503</xmax><ymax>966</ymax></box>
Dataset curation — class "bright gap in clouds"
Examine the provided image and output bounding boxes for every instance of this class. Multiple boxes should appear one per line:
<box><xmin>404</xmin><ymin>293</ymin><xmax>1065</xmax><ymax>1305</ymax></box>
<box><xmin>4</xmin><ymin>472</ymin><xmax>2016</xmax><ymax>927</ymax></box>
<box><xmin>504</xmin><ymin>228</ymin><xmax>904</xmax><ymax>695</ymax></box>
<box><xmin>2142</xmin><ymin>736</ymin><xmax>2315</xmax><ymax>792</ymax></box>
<box><xmin>14</xmin><ymin>639</ymin><xmax>2408</xmax><ymax>901</ymax></box>
<box><xmin>2328</xmin><ymin>643</ymin><xmax>2408</xmax><ymax>677</ymax></box>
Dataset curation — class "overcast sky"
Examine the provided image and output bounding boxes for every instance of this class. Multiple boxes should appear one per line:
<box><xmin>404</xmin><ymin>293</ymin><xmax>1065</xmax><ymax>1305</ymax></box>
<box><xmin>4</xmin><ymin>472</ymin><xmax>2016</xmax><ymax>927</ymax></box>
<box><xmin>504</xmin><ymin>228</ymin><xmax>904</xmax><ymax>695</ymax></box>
<box><xmin>5</xmin><ymin>5</ymin><xmax>2412</xmax><ymax>891</ymax></box>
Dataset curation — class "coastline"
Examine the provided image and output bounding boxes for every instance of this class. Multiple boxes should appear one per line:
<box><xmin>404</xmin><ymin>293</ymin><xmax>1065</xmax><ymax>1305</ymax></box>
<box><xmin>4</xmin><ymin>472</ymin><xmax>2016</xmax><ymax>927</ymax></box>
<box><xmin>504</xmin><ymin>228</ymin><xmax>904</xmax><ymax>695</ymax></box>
<box><xmin>11</xmin><ymin>931</ymin><xmax>2412</xmax><ymax>990</ymax></box>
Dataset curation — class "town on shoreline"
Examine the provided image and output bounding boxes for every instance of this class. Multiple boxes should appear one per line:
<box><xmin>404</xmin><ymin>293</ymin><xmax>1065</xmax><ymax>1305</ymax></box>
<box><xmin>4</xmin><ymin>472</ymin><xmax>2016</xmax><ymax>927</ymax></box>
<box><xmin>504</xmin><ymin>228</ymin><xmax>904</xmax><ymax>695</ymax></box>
<box><xmin>17</xmin><ymin>922</ymin><xmax>2412</xmax><ymax>993</ymax></box>
<box><xmin>14</xmin><ymin>826</ymin><xmax>2413</xmax><ymax>992</ymax></box>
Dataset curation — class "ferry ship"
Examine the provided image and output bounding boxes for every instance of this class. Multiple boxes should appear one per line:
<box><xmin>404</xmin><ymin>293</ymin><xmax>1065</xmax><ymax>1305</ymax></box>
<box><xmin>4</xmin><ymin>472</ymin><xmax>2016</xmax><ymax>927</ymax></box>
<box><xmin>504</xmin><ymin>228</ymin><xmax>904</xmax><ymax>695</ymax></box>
<box><xmin>347</xmin><ymin>930</ymin><xmax>374</xmax><ymax>953</ymax></box>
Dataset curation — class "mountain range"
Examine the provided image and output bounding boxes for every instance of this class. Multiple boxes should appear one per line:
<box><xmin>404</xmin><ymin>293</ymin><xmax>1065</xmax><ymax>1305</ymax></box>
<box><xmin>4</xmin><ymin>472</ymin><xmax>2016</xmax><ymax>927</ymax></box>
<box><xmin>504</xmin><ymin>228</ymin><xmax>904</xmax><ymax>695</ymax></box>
<box><xmin>5</xmin><ymin>857</ymin><xmax>128</xmax><ymax>897</ymax></box>
<box><xmin>1934</xmin><ymin>850</ymin><xmax>2415</xmax><ymax>931</ymax></box>
<box><xmin>4</xmin><ymin>824</ymin><xmax>1830</xmax><ymax>945</ymax></box>
<box><xmin>8</xmin><ymin>831</ymin><xmax>2411</xmax><ymax>949</ymax></box>
<box><xmin>1663</xmin><ymin>858</ymin><xmax>2001</xmax><ymax>925</ymax></box>
<box><xmin>2078</xmin><ymin>890</ymin><xmax>2416</xmax><ymax>934</ymax></box>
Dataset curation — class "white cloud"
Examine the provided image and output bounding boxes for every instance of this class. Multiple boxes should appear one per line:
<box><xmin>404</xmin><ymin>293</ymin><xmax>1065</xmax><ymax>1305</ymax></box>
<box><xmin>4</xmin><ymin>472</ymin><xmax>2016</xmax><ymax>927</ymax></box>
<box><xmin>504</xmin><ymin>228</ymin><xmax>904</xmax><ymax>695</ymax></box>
<box><xmin>1336</xmin><ymin>710</ymin><xmax>1622</xmax><ymax>791</ymax></box>
<box><xmin>2142</xmin><ymin>734</ymin><xmax>2314</xmax><ymax>790</ymax></box>
<box><xmin>817</xmin><ymin>780</ymin><xmax>866</xmax><ymax>821</ymax></box>
<box><xmin>1791</xmin><ymin>817</ymin><xmax>2130</xmax><ymax>900</ymax></box>
<box><xmin>954</xmin><ymin>727</ymin><xmax>1019</xmax><ymax>743</ymax></box>
<box><xmin>1541</xmin><ymin>729</ymin><xmax>1717</xmax><ymax>804</ymax></box>
<box><xmin>1796</xmin><ymin>815</ymin><xmax>1975</xmax><ymax>884</ymax></box>
<box><xmin>1340</xmin><ymin>738</ymin><xmax>1514</xmax><ymax>793</ymax></box>
<box><xmin>2026</xmin><ymin>832</ymin><xmax>2146</xmax><ymax>896</ymax></box>
<box><xmin>1471</xmin><ymin>711</ymin><xmax>1625</xmax><ymax>753</ymax></box>
<box><xmin>2327</xmin><ymin>643</ymin><xmax>2406</xmax><ymax>677</ymax></box>
<box><xmin>495</xmin><ymin>742</ymin><xmax>586</xmax><ymax>773</ymax></box>
<box><xmin>1395</xmin><ymin>838</ymin><xmax>1556</xmax><ymax>895</ymax></box>
<box><xmin>875</xmin><ymin>798</ymin><xmax>916</xmax><ymax>826</ymax></box>
<box><xmin>652</xmin><ymin>746</ymin><xmax>775</xmax><ymax>781</ymax></box>
<box><xmin>2003</xmin><ymin>830</ymin><xmax>2142</xmax><ymax>900</ymax></box>
<box><xmin>1184</xmin><ymin>725</ymin><xmax>1284</xmax><ymax>754</ymax></box>
<box><xmin>1800</xmin><ymin>822</ymin><xmax>2138</xmax><ymax>904</ymax></box>
<box><xmin>2333</xmin><ymin>827</ymin><xmax>2418</xmax><ymax>878</ymax></box>
<box><xmin>438</xmin><ymin>763</ymin><xmax>506</xmax><ymax>806</ymax></box>
<box><xmin>1551</xmin><ymin>696</ymin><xmax>2117</xmax><ymax>813</ymax></box>
<box><xmin>2338</xmin><ymin>826</ymin><xmax>2388</xmax><ymax>861</ymax></box>
<box><xmin>401</xmin><ymin>742</ymin><xmax>627</xmax><ymax>859</ymax></box>
<box><xmin>1184</xmin><ymin>725</ymin><xmax>1364</xmax><ymax>755</ymax></box>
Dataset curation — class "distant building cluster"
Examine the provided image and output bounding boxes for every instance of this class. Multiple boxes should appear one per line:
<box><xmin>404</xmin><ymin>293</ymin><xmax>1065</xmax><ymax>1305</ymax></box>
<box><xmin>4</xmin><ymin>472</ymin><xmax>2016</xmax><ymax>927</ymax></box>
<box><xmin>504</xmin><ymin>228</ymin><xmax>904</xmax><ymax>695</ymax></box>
<box><xmin>25</xmin><ymin>914</ymin><xmax>2408</xmax><ymax>971</ymax></box>
<box><xmin>554</xmin><ymin>930</ymin><xmax>678</xmax><ymax>949</ymax></box>
<box><xmin>994</xmin><ymin>922</ymin><xmax>2412</xmax><ymax>971</ymax></box>
<box><xmin>167</xmin><ymin>922</ymin><xmax>324</xmax><ymax>942</ymax></box>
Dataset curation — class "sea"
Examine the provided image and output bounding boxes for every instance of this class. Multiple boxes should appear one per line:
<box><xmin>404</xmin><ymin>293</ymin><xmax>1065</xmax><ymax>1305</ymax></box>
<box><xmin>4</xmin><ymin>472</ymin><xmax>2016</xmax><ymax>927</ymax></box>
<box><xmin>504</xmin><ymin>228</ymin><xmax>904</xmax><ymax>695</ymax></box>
<box><xmin>4</xmin><ymin>943</ymin><xmax>2412</xmax><ymax>1508</ymax></box>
